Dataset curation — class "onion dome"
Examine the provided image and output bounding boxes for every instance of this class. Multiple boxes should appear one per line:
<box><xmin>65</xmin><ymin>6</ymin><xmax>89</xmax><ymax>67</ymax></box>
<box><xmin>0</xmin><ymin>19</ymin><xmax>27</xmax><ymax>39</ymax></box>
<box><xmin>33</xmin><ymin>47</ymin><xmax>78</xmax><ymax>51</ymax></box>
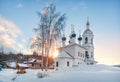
<box><xmin>70</xmin><ymin>24</ymin><xmax>76</xmax><ymax>38</ymax></box>
<box><xmin>62</xmin><ymin>36</ymin><xmax>66</xmax><ymax>41</ymax></box>
<box><xmin>78</xmin><ymin>36</ymin><xmax>82</xmax><ymax>41</ymax></box>
<box><xmin>71</xmin><ymin>33</ymin><xmax>76</xmax><ymax>37</ymax></box>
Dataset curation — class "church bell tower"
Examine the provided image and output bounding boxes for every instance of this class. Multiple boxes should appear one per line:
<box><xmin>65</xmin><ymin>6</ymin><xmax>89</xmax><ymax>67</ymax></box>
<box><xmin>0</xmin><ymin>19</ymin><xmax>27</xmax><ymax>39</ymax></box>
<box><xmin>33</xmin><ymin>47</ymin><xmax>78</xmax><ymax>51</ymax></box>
<box><xmin>82</xmin><ymin>17</ymin><xmax>94</xmax><ymax>62</ymax></box>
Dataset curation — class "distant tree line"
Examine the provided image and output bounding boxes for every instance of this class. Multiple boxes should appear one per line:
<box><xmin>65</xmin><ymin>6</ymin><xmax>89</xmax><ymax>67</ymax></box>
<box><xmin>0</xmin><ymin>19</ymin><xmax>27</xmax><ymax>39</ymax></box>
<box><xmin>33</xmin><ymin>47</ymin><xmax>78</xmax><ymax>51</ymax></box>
<box><xmin>0</xmin><ymin>52</ymin><xmax>54</xmax><ymax>68</ymax></box>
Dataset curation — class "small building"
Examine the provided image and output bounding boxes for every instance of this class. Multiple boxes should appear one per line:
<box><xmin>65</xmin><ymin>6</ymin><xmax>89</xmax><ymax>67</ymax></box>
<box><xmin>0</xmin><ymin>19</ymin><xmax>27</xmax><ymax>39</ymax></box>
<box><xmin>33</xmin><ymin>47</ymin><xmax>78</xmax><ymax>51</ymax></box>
<box><xmin>25</xmin><ymin>58</ymin><xmax>42</xmax><ymax>69</ymax></box>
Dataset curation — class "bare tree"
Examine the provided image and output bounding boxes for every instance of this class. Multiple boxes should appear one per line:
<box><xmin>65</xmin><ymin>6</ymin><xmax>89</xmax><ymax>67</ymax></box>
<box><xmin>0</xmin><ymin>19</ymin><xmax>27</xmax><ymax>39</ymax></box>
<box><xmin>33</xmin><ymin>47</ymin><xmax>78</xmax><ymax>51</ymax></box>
<box><xmin>30</xmin><ymin>4</ymin><xmax>66</xmax><ymax>71</ymax></box>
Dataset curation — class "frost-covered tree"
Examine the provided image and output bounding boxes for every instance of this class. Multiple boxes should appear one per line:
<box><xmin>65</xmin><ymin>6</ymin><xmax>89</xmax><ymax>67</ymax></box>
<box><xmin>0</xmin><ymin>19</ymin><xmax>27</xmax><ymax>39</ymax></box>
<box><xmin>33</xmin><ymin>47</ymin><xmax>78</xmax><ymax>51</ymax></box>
<box><xmin>30</xmin><ymin>4</ymin><xmax>66</xmax><ymax>71</ymax></box>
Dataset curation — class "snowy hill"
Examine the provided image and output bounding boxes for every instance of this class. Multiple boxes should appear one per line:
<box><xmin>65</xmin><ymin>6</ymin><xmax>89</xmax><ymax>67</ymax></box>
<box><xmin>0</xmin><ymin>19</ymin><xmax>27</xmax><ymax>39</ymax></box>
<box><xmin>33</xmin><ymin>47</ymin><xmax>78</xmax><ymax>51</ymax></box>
<box><xmin>0</xmin><ymin>64</ymin><xmax>120</xmax><ymax>82</ymax></box>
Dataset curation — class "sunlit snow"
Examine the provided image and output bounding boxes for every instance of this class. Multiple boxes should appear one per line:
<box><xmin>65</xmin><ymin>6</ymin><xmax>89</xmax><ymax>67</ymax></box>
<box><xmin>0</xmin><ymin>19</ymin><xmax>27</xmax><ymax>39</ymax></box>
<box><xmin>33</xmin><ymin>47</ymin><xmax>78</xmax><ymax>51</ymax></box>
<box><xmin>0</xmin><ymin>64</ymin><xmax>120</xmax><ymax>82</ymax></box>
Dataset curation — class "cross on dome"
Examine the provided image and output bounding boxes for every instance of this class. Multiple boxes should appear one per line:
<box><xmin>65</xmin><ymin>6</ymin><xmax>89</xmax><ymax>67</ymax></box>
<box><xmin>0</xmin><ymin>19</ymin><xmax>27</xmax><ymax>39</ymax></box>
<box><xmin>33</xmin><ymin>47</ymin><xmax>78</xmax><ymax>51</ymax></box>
<box><xmin>79</xmin><ymin>30</ymin><xmax>81</xmax><ymax>36</ymax></box>
<box><xmin>71</xmin><ymin>24</ymin><xmax>75</xmax><ymax>33</ymax></box>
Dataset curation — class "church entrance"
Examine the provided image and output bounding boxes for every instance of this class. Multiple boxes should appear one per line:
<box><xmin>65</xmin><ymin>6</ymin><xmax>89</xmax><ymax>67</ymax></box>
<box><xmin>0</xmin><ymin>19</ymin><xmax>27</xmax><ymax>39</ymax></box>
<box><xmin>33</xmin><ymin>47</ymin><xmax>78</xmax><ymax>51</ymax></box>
<box><xmin>56</xmin><ymin>62</ymin><xmax>58</xmax><ymax>67</ymax></box>
<box><xmin>67</xmin><ymin>61</ymin><xmax>69</xmax><ymax>67</ymax></box>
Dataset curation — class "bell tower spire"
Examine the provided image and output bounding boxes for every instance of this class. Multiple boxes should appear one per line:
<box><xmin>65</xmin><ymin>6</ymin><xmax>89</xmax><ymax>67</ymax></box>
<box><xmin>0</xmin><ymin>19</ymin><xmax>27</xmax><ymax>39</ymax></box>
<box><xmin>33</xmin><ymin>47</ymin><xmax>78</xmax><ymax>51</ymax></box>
<box><xmin>86</xmin><ymin>16</ymin><xmax>90</xmax><ymax>29</ymax></box>
<box><xmin>82</xmin><ymin>17</ymin><xmax>95</xmax><ymax>64</ymax></box>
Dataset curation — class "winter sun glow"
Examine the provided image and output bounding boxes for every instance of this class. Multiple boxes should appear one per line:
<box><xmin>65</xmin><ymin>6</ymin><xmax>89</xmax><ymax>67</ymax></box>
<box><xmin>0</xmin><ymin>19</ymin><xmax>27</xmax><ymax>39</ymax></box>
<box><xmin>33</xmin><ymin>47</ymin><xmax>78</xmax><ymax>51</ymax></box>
<box><xmin>49</xmin><ymin>45</ymin><xmax>59</xmax><ymax>58</ymax></box>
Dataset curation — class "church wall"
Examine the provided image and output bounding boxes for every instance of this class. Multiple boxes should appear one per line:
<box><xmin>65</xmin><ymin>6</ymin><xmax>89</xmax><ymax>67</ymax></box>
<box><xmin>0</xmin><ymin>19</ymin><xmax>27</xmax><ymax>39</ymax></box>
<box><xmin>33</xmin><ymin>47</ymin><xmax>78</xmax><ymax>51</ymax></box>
<box><xmin>59</xmin><ymin>44</ymin><xmax>86</xmax><ymax>66</ymax></box>
<box><xmin>55</xmin><ymin>58</ymin><xmax>73</xmax><ymax>68</ymax></box>
<box><xmin>82</xmin><ymin>30</ymin><xmax>94</xmax><ymax>61</ymax></box>
<box><xmin>75</xmin><ymin>45</ymin><xmax>86</xmax><ymax>64</ymax></box>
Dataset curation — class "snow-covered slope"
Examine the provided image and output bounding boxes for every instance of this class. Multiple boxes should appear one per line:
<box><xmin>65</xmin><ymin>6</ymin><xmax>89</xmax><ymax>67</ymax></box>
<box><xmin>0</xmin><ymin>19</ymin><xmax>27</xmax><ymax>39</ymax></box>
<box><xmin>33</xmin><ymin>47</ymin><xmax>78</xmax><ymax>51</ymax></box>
<box><xmin>0</xmin><ymin>64</ymin><xmax>120</xmax><ymax>82</ymax></box>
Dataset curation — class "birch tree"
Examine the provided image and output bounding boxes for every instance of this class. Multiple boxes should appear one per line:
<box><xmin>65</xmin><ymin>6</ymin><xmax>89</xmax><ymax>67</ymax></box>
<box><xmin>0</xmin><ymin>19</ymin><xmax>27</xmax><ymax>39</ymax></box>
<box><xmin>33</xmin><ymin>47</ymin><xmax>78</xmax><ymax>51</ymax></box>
<box><xmin>30</xmin><ymin>4</ymin><xmax>66</xmax><ymax>71</ymax></box>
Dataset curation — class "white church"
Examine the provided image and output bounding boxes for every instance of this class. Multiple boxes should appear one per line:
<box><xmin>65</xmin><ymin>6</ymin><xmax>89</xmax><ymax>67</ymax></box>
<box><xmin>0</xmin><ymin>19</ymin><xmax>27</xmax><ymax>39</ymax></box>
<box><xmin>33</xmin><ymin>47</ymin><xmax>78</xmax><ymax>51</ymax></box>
<box><xmin>54</xmin><ymin>19</ymin><xmax>97</xmax><ymax>68</ymax></box>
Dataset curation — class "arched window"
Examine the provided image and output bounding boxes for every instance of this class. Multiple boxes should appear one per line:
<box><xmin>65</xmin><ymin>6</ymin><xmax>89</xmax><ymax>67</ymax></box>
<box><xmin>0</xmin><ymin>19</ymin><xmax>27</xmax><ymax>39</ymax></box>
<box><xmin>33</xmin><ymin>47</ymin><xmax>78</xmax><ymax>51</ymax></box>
<box><xmin>83</xmin><ymin>54</ymin><xmax>84</xmax><ymax>58</ymax></box>
<box><xmin>56</xmin><ymin>62</ymin><xmax>58</xmax><ymax>67</ymax></box>
<box><xmin>85</xmin><ymin>37</ymin><xmax>88</xmax><ymax>44</ymax></box>
<box><xmin>85</xmin><ymin>51</ymin><xmax>88</xmax><ymax>55</ymax></box>
<box><xmin>67</xmin><ymin>61</ymin><xmax>69</xmax><ymax>67</ymax></box>
<box><xmin>91</xmin><ymin>52</ymin><xmax>93</xmax><ymax>55</ymax></box>
<box><xmin>85</xmin><ymin>51</ymin><xmax>89</xmax><ymax>59</ymax></box>
<box><xmin>91</xmin><ymin>52</ymin><xmax>93</xmax><ymax>58</ymax></box>
<box><xmin>81</xmin><ymin>53</ymin><xmax>82</xmax><ymax>57</ymax></box>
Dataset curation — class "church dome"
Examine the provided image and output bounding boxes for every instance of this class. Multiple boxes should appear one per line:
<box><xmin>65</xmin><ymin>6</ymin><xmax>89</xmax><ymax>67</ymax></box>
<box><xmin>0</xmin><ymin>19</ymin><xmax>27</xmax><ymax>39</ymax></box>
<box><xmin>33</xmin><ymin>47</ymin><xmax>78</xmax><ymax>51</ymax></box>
<box><xmin>62</xmin><ymin>36</ymin><xmax>66</xmax><ymax>41</ymax></box>
<box><xmin>71</xmin><ymin>33</ymin><xmax>76</xmax><ymax>37</ymax></box>
<box><xmin>78</xmin><ymin>36</ymin><xmax>82</xmax><ymax>41</ymax></box>
<box><xmin>69</xmin><ymin>33</ymin><xmax>76</xmax><ymax>39</ymax></box>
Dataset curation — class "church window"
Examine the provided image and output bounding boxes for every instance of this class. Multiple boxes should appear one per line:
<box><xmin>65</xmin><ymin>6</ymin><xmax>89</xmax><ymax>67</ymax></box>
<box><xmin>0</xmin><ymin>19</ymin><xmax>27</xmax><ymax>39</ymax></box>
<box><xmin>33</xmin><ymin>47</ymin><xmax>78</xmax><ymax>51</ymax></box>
<box><xmin>85</xmin><ymin>37</ymin><xmax>88</xmax><ymax>44</ymax></box>
<box><xmin>85</xmin><ymin>51</ymin><xmax>89</xmax><ymax>59</ymax></box>
<box><xmin>81</xmin><ymin>53</ymin><xmax>83</xmax><ymax>57</ymax></box>
<box><xmin>85</xmin><ymin>51</ymin><xmax>88</xmax><ymax>55</ymax></box>
<box><xmin>91</xmin><ymin>52</ymin><xmax>93</xmax><ymax>58</ymax></box>
<box><xmin>56</xmin><ymin>62</ymin><xmax>58</xmax><ymax>67</ymax></box>
<box><xmin>67</xmin><ymin>61</ymin><xmax>69</xmax><ymax>67</ymax></box>
<box><xmin>83</xmin><ymin>54</ymin><xmax>84</xmax><ymax>58</ymax></box>
<box><xmin>91</xmin><ymin>55</ymin><xmax>93</xmax><ymax>58</ymax></box>
<box><xmin>91</xmin><ymin>38</ymin><xmax>93</xmax><ymax>44</ymax></box>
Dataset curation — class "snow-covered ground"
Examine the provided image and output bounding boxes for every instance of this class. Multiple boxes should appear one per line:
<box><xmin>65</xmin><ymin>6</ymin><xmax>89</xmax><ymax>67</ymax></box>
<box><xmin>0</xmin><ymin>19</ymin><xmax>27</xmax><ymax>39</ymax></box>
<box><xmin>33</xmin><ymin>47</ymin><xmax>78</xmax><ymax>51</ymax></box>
<box><xmin>0</xmin><ymin>64</ymin><xmax>120</xmax><ymax>82</ymax></box>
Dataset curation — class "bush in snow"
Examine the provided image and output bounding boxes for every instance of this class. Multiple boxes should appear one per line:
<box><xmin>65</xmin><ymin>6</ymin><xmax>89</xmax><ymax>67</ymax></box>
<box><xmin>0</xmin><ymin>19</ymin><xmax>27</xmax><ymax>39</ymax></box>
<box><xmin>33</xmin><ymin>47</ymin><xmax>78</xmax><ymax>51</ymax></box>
<box><xmin>37</xmin><ymin>71</ymin><xmax>45</xmax><ymax>78</ymax></box>
<box><xmin>37</xmin><ymin>70</ymin><xmax>49</xmax><ymax>78</ymax></box>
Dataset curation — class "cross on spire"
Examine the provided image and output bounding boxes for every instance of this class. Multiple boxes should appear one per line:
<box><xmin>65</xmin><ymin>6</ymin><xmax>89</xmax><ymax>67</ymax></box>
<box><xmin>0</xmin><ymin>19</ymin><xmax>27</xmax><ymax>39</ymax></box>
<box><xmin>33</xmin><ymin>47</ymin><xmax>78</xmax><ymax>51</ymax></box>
<box><xmin>63</xmin><ymin>30</ymin><xmax>65</xmax><ymax>37</ymax></box>
<box><xmin>79</xmin><ymin>30</ymin><xmax>81</xmax><ymax>36</ymax></box>
<box><xmin>71</xmin><ymin>24</ymin><xmax>75</xmax><ymax>33</ymax></box>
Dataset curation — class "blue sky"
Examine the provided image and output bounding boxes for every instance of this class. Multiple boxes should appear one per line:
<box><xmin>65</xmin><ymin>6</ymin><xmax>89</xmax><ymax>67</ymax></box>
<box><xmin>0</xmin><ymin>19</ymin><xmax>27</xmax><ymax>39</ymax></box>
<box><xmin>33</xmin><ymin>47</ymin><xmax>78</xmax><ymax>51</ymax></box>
<box><xmin>0</xmin><ymin>0</ymin><xmax>120</xmax><ymax>65</ymax></box>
